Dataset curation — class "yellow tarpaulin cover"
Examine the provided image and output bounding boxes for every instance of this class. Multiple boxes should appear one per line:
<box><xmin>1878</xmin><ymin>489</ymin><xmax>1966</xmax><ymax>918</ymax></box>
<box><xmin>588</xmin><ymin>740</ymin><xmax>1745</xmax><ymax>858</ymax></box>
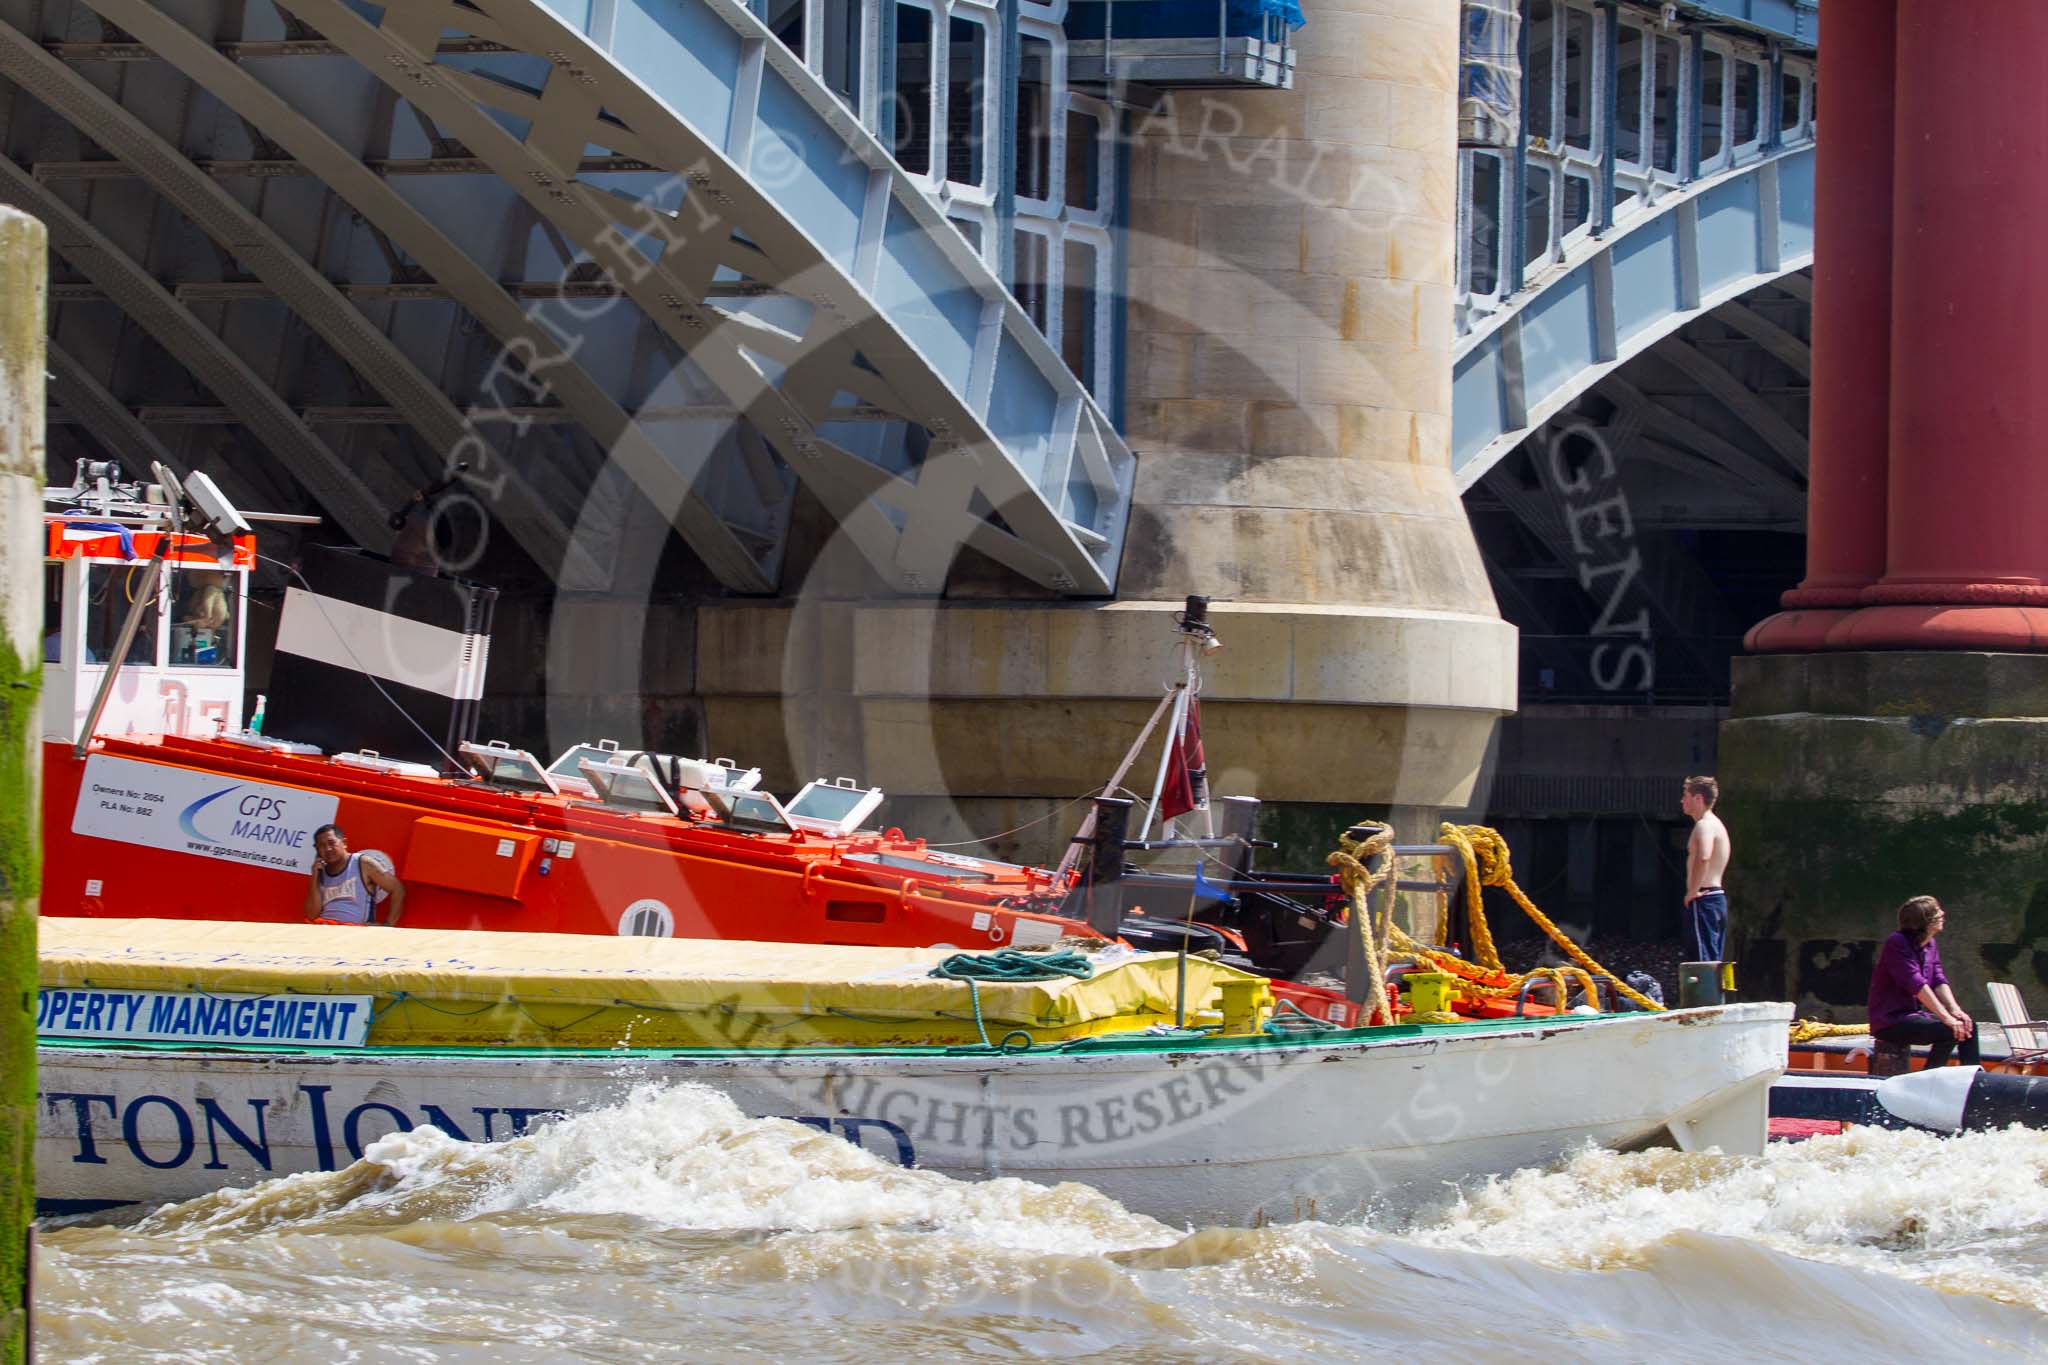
<box><xmin>39</xmin><ymin>918</ymin><xmax>1274</xmax><ymax>1049</ymax></box>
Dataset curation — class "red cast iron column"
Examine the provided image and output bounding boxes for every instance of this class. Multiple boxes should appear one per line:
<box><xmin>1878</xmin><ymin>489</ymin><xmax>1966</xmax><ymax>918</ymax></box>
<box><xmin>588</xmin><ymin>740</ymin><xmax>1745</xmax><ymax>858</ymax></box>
<box><xmin>1833</xmin><ymin>0</ymin><xmax>2048</xmax><ymax>649</ymax></box>
<box><xmin>1747</xmin><ymin>0</ymin><xmax>1894</xmax><ymax>652</ymax></box>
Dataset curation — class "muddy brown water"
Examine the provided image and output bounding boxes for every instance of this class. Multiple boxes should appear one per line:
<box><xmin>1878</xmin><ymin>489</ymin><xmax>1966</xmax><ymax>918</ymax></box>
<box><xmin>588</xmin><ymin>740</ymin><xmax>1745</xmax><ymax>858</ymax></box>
<box><xmin>34</xmin><ymin>1085</ymin><xmax>2048</xmax><ymax>1361</ymax></box>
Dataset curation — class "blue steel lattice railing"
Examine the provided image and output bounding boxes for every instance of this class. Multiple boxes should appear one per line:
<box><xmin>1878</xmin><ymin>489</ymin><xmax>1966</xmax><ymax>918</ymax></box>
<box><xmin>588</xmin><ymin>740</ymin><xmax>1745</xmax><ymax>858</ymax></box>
<box><xmin>1456</xmin><ymin>0</ymin><xmax>1815</xmax><ymax>336</ymax></box>
<box><xmin>1448</xmin><ymin>0</ymin><xmax>1818</xmax><ymax>488</ymax></box>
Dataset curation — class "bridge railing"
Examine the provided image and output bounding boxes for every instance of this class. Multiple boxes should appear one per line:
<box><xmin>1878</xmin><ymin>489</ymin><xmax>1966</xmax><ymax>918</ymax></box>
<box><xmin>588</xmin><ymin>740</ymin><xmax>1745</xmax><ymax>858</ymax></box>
<box><xmin>1456</xmin><ymin>0</ymin><xmax>1816</xmax><ymax>341</ymax></box>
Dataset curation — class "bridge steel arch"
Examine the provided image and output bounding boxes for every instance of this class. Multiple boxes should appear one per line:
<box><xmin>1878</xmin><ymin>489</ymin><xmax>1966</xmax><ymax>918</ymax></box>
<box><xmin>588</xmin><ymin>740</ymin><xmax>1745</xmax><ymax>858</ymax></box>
<box><xmin>60</xmin><ymin>0</ymin><xmax>782</xmax><ymax>593</ymax></box>
<box><xmin>278</xmin><ymin>0</ymin><xmax>1134</xmax><ymax>596</ymax></box>
<box><xmin>46</xmin><ymin>342</ymin><xmax>178</xmax><ymax>476</ymax></box>
<box><xmin>0</xmin><ymin>154</ymin><xmax>395</xmax><ymax>551</ymax></box>
<box><xmin>0</xmin><ymin>17</ymin><xmax>610</xmax><ymax>584</ymax></box>
<box><xmin>1451</xmin><ymin>146</ymin><xmax>1815</xmax><ymax>493</ymax></box>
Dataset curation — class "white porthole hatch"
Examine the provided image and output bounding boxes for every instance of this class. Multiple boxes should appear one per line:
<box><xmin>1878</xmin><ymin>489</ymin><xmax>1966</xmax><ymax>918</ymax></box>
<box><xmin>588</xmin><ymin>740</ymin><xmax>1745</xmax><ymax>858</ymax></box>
<box><xmin>619</xmin><ymin>898</ymin><xmax>675</xmax><ymax>938</ymax></box>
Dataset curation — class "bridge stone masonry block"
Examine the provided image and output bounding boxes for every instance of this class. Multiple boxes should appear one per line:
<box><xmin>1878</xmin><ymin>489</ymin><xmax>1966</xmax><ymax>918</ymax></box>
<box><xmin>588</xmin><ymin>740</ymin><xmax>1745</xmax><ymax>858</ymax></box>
<box><xmin>1720</xmin><ymin>653</ymin><xmax>2048</xmax><ymax>1020</ymax></box>
<box><xmin>686</xmin><ymin>0</ymin><xmax>1512</xmax><ymax>822</ymax></box>
<box><xmin>1080</xmin><ymin>0</ymin><xmax>1510</xmax><ymax>811</ymax></box>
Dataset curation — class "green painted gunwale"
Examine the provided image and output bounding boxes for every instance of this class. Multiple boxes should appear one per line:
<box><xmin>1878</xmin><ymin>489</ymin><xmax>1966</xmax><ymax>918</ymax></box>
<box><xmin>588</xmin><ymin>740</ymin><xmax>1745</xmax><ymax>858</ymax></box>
<box><xmin>35</xmin><ymin>1009</ymin><xmax>1632</xmax><ymax>1062</ymax></box>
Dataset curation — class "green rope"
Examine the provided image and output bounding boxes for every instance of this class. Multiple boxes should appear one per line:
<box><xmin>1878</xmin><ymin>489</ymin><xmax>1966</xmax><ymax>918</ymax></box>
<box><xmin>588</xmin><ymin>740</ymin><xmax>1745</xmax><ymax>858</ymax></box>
<box><xmin>926</xmin><ymin>949</ymin><xmax>1091</xmax><ymax>1050</ymax></box>
<box><xmin>927</xmin><ymin>948</ymin><xmax>1095</xmax><ymax>982</ymax></box>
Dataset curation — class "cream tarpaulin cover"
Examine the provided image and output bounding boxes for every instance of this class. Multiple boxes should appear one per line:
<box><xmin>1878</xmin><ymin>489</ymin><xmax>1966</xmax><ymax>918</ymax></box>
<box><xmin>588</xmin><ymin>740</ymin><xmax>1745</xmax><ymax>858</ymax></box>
<box><xmin>39</xmin><ymin>919</ymin><xmax>1274</xmax><ymax>1047</ymax></box>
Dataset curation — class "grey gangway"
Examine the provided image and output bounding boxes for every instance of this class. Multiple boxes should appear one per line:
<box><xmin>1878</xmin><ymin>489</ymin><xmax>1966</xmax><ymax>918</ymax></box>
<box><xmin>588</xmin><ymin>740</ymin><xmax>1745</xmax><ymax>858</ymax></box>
<box><xmin>10</xmin><ymin>0</ymin><xmax>1134</xmax><ymax>596</ymax></box>
<box><xmin>1450</xmin><ymin>0</ymin><xmax>1819</xmax><ymax>490</ymax></box>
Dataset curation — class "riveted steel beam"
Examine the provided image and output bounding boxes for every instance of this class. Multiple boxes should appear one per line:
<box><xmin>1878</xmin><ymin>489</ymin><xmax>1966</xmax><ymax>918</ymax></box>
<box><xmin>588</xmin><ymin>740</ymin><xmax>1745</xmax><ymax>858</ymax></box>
<box><xmin>278</xmin><ymin>0</ymin><xmax>1129</xmax><ymax>595</ymax></box>
<box><xmin>1653</xmin><ymin>336</ymin><xmax>1809</xmax><ymax>475</ymax></box>
<box><xmin>0</xmin><ymin>154</ymin><xmax>392</xmax><ymax>550</ymax></box>
<box><xmin>44</xmin><ymin>36</ymin><xmax>511</xmax><ymax>61</ymax></box>
<box><xmin>45</xmin><ymin>342</ymin><xmax>178</xmax><ymax>472</ymax></box>
<box><xmin>51</xmin><ymin>278</ymin><xmax>784</xmax><ymax>303</ymax></box>
<box><xmin>1714</xmin><ymin>299</ymin><xmax>1811</xmax><ymax>379</ymax></box>
<box><xmin>46</xmin><ymin>401</ymin><xmax>889</xmax><ymax>426</ymax></box>
<box><xmin>1599</xmin><ymin>375</ymin><xmax>1804</xmax><ymax>514</ymax></box>
<box><xmin>0</xmin><ymin>16</ymin><xmax>602</xmax><ymax>584</ymax></box>
<box><xmin>71</xmin><ymin>0</ymin><xmax>783</xmax><ymax>593</ymax></box>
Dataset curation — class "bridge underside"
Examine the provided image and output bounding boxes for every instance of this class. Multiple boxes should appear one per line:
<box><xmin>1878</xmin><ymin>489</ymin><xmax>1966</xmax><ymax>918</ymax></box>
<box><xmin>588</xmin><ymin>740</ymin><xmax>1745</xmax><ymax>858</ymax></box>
<box><xmin>1470</xmin><ymin>272</ymin><xmax>1811</xmax><ymax>712</ymax></box>
<box><xmin>12</xmin><ymin>0</ymin><xmax>1132</xmax><ymax>604</ymax></box>
<box><xmin>1452</xmin><ymin>270</ymin><xmax>1810</xmax><ymax>948</ymax></box>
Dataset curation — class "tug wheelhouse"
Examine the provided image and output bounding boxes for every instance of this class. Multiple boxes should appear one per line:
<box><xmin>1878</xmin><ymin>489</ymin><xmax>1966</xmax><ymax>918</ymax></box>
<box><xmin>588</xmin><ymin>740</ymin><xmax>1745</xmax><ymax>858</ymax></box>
<box><xmin>42</xmin><ymin>468</ymin><xmax>255</xmax><ymax>746</ymax></box>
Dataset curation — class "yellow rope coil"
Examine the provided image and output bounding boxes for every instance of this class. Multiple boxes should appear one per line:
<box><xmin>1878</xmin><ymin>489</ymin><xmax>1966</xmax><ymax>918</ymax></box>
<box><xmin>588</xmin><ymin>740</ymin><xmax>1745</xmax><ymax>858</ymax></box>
<box><xmin>1789</xmin><ymin>1019</ymin><xmax>1870</xmax><ymax>1045</ymax></box>
<box><xmin>1437</xmin><ymin>823</ymin><xmax>1667</xmax><ymax>1013</ymax></box>
<box><xmin>1327</xmin><ymin>824</ymin><xmax>1397</xmax><ymax>1026</ymax></box>
<box><xmin>1326</xmin><ymin>821</ymin><xmax>1671</xmax><ymax>1021</ymax></box>
<box><xmin>1439</xmin><ymin>824</ymin><xmax>1504</xmax><ymax>972</ymax></box>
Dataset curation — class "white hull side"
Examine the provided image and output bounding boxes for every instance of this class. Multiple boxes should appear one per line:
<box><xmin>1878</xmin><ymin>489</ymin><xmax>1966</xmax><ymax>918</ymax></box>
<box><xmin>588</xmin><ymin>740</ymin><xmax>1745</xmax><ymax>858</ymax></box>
<box><xmin>37</xmin><ymin>1003</ymin><xmax>1791</xmax><ymax>1227</ymax></box>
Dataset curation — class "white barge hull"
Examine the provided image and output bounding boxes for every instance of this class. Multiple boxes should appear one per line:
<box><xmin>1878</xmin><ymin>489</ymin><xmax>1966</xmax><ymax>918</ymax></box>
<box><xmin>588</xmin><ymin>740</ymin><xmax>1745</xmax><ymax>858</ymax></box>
<box><xmin>38</xmin><ymin>1002</ymin><xmax>1791</xmax><ymax>1227</ymax></box>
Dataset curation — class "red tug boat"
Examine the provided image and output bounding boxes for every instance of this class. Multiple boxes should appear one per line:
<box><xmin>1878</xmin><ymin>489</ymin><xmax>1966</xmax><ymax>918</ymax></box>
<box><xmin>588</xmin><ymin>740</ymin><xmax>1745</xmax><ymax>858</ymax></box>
<box><xmin>38</xmin><ymin>461</ymin><xmax>1559</xmax><ymax>1031</ymax></box>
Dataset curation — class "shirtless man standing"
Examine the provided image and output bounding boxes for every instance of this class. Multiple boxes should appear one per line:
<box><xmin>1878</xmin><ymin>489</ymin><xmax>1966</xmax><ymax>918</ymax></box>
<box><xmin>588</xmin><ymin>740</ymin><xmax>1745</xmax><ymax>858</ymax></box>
<box><xmin>1681</xmin><ymin>775</ymin><xmax>1731</xmax><ymax>962</ymax></box>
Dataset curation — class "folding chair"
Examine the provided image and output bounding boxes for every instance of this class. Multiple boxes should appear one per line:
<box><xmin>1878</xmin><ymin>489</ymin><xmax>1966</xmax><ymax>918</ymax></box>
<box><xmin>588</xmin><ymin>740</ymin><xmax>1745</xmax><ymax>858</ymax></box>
<box><xmin>1985</xmin><ymin>982</ymin><xmax>2048</xmax><ymax>1072</ymax></box>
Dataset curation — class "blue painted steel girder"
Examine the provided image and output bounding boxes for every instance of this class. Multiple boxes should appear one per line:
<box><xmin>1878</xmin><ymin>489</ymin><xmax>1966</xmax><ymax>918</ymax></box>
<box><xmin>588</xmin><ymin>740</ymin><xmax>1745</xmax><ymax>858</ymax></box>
<box><xmin>1453</xmin><ymin>143</ymin><xmax>1814</xmax><ymax>491</ymax></box>
<box><xmin>1674</xmin><ymin>0</ymin><xmax>1818</xmax><ymax>49</ymax></box>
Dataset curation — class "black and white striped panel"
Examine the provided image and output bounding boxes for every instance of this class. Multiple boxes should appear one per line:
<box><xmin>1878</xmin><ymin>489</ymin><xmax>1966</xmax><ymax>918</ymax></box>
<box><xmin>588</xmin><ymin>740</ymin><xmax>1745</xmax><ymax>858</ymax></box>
<box><xmin>264</xmin><ymin>546</ymin><xmax>497</xmax><ymax>768</ymax></box>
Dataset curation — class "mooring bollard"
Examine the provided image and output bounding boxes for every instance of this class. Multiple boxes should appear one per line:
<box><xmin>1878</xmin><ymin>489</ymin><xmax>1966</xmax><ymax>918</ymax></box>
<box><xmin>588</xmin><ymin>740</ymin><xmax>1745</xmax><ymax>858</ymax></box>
<box><xmin>1678</xmin><ymin>961</ymin><xmax>1727</xmax><ymax>1008</ymax></box>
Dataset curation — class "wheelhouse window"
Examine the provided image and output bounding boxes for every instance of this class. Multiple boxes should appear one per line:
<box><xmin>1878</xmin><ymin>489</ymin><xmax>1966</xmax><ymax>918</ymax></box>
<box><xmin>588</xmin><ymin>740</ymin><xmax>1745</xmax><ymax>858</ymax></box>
<box><xmin>43</xmin><ymin>563</ymin><xmax>63</xmax><ymax>663</ymax></box>
<box><xmin>85</xmin><ymin>564</ymin><xmax>160</xmax><ymax>667</ymax></box>
<box><xmin>169</xmin><ymin>565</ymin><xmax>237</xmax><ymax>669</ymax></box>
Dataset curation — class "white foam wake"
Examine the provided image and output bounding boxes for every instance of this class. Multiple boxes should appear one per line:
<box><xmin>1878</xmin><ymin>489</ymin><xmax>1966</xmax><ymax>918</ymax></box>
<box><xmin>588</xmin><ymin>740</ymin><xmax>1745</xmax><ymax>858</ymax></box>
<box><xmin>1395</xmin><ymin>1125</ymin><xmax>2048</xmax><ymax>1310</ymax></box>
<box><xmin>139</xmin><ymin>1082</ymin><xmax>1171</xmax><ymax>1255</ymax></box>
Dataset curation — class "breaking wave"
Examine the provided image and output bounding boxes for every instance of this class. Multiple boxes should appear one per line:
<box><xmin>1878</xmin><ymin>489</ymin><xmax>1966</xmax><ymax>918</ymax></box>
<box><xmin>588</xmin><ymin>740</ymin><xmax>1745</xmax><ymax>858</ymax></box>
<box><xmin>36</xmin><ymin>1086</ymin><xmax>2048</xmax><ymax>1362</ymax></box>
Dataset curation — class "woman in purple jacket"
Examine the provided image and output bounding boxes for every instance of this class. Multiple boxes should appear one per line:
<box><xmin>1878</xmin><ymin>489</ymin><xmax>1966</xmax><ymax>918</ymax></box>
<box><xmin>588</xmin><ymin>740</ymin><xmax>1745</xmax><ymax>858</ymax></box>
<box><xmin>1866</xmin><ymin>895</ymin><xmax>1979</xmax><ymax>1067</ymax></box>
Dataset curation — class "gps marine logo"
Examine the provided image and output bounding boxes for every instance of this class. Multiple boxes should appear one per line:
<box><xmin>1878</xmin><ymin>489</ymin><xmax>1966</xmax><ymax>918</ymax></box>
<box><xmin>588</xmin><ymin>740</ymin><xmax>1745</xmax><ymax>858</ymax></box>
<box><xmin>180</xmin><ymin>785</ymin><xmax>305</xmax><ymax>848</ymax></box>
<box><xmin>73</xmin><ymin>754</ymin><xmax>340</xmax><ymax>871</ymax></box>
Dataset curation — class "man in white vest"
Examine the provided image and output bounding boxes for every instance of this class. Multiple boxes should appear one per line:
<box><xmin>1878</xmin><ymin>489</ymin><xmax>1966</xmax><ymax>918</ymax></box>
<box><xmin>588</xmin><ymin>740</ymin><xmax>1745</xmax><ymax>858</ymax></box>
<box><xmin>304</xmin><ymin>823</ymin><xmax>407</xmax><ymax>926</ymax></box>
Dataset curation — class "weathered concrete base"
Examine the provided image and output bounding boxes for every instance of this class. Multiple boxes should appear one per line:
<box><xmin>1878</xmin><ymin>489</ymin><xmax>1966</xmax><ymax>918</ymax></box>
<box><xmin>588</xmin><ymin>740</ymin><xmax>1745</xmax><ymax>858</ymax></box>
<box><xmin>693</xmin><ymin>598</ymin><xmax>1513</xmax><ymax>806</ymax></box>
<box><xmin>1720</xmin><ymin>652</ymin><xmax>2048</xmax><ymax>1020</ymax></box>
<box><xmin>459</xmin><ymin>591</ymin><xmax>1511</xmax><ymax>823</ymax></box>
<box><xmin>882</xmin><ymin>796</ymin><xmax>1446</xmax><ymax>875</ymax></box>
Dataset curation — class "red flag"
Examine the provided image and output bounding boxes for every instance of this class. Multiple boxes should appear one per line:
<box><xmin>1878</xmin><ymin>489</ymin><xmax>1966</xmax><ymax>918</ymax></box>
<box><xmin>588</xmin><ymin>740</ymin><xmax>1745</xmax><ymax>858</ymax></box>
<box><xmin>1183</xmin><ymin>693</ymin><xmax>1208</xmax><ymax>812</ymax></box>
<box><xmin>1157</xmin><ymin>696</ymin><xmax>1200</xmax><ymax>823</ymax></box>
